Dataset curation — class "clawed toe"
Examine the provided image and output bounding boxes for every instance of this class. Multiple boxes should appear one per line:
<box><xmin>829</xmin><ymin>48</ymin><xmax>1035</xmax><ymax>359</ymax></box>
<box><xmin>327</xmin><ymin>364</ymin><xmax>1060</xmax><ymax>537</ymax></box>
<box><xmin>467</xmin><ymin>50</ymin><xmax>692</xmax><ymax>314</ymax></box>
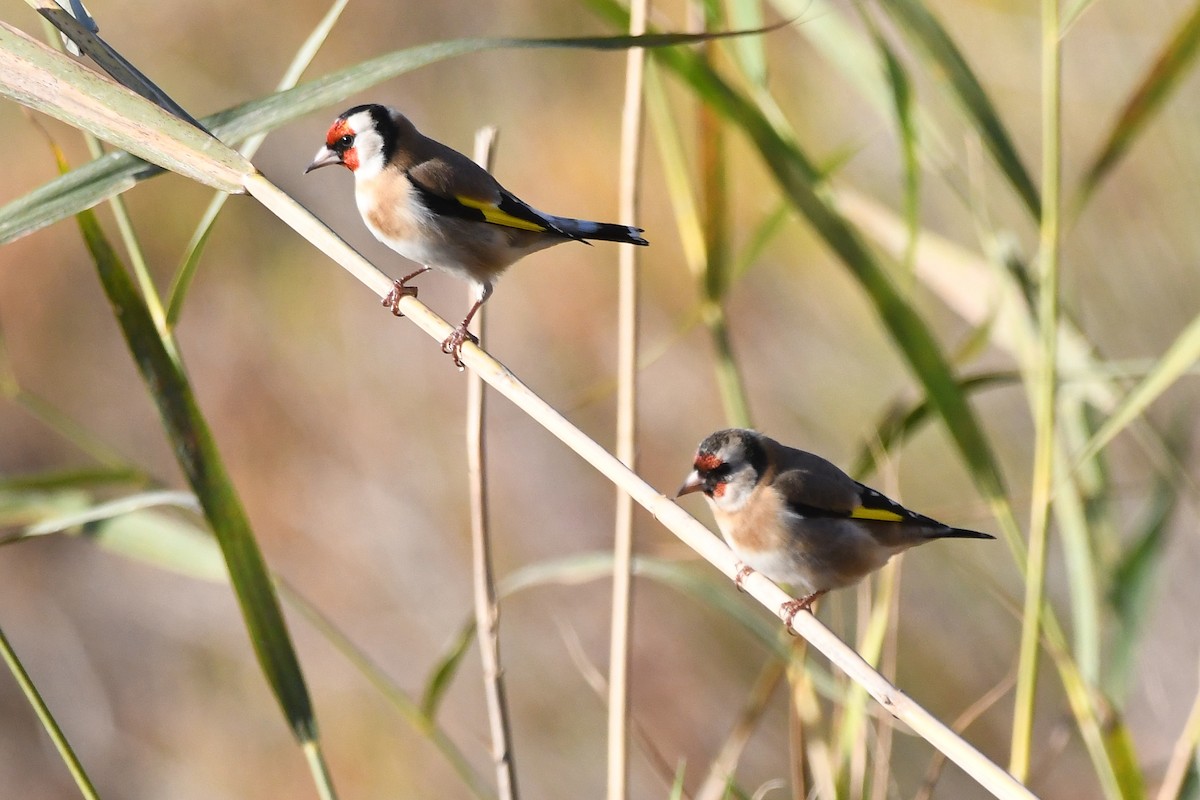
<box><xmin>781</xmin><ymin>590</ymin><xmax>827</xmax><ymax>633</ymax></box>
<box><xmin>734</xmin><ymin>563</ymin><xmax>755</xmax><ymax>593</ymax></box>
<box><xmin>441</xmin><ymin>326</ymin><xmax>479</xmax><ymax>368</ymax></box>
<box><xmin>383</xmin><ymin>280</ymin><xmax>419</xmax><ymax>317</ymax></box>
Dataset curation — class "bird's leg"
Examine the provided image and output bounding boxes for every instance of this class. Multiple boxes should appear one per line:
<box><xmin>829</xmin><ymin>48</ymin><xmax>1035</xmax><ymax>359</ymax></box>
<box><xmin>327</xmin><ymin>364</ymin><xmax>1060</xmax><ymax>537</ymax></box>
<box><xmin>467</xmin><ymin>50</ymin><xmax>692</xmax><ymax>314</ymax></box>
<box><xmin>734</xmin><ymin>562</ymin><xmax>755</xmax><ymax>592</ymax></box>
<box><xmin>781</xmin><ymin>589</ymin><xmax>827</xmax><ymax>633</ymax></box>
<box><xmin>382</xmin><ymin>266</ymin><xmax>431</xmax><ymax>317</ymax></box>
<box><xmin>441</xmin><ymin>283</ymin><xmax>491</xmax><ymax>369</ymax></box>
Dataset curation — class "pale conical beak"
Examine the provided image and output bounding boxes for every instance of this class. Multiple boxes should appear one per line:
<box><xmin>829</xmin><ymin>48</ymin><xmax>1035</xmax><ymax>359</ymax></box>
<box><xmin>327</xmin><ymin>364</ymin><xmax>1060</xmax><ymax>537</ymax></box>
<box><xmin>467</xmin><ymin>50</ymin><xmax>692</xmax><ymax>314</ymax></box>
<box><xmin>304</xmin><ymin>146</ymin><xmax>341</xmax><ymax>174</ymax></box>
<box><xmin>676</xmin><ymin>470</ymin><xmax>705</xmax><ymax>498</ymax></box>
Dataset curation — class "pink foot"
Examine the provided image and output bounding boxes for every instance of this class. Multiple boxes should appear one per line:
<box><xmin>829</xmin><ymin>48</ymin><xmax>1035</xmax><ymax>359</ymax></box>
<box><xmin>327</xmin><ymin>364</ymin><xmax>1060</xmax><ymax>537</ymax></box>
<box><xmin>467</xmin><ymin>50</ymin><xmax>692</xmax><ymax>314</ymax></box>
<box><xmin>441</xmin><ymin>325</ymin><xmax>479</xmax><ymax>369</ymax></box>
<box><xmin>781</xmin><ymin>590</ymin><xmax>827</xmax><ymax>633</ymax></box>
<box><xmin>734</xmin><ymin>562</ymin><xmax>755</xmax><ymax>593</ymax></box>
<box><xmin>382</xmin><ymin>280</ymin><xmax>419</xmax><ymax>317</ymax></box>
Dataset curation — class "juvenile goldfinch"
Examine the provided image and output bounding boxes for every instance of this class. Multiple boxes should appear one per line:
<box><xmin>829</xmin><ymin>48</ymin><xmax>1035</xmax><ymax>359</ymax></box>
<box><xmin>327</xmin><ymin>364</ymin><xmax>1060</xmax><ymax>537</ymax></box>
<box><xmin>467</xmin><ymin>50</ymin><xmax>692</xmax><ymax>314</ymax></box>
<box><xmin>305</xmin><ymin>104</ymin><xmax>649</xmax><ymax>366</ymax></box>
<box><xmin>676</xmin><ymin>428</ymin><xmax>993</xmax><ymax>626</ymax></box>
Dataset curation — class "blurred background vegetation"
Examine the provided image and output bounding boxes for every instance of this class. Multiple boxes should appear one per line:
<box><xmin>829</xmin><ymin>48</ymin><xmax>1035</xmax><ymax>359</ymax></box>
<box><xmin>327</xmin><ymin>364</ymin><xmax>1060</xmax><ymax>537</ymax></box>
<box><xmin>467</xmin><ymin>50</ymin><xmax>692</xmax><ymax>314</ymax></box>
<box><xmin>2</xmin><ymin>0</ymin><xmax>1199</xmax><ymax>798</ymax></box>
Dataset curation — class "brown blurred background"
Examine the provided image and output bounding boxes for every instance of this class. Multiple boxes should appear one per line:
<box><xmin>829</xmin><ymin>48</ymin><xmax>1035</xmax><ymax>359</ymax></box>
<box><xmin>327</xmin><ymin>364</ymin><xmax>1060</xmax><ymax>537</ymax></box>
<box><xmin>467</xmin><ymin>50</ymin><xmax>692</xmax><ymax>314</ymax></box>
<box><xmin>2</xmin><ymin>1</ymin><xmax>1199</xmax><ymax>798</ymax></box>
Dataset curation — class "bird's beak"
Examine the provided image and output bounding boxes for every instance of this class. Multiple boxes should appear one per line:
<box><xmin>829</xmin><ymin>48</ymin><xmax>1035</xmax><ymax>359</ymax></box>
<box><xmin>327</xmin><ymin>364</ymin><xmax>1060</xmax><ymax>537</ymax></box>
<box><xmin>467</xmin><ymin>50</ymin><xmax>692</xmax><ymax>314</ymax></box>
<box><xmin>304</xmin><ymin>146</ymin><xmax>341</xmax><ymax>174</ymax></box>
<box><xmin>676</xmin><ymin>470</ymin><xmax>705</xmax><ymax>498</ymax></box>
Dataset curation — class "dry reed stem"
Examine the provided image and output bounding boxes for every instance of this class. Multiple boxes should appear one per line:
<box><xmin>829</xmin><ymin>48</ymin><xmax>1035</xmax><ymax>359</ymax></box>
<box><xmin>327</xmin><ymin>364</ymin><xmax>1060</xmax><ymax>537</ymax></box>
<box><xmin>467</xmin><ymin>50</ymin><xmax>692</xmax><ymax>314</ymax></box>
<box><xmin>241</xmin><ymin>171</ymin><xmax>1037</xmax><ymax>800</ymax></box>
<box><xmin>464</xmin><ymin>125</ymin><xmax>518</xmax><ymax>800</ymax></box>
<box><xmin>607</xmin><ymin>0</ymin><xmax>647</xmax><ymax>797</ymax></box>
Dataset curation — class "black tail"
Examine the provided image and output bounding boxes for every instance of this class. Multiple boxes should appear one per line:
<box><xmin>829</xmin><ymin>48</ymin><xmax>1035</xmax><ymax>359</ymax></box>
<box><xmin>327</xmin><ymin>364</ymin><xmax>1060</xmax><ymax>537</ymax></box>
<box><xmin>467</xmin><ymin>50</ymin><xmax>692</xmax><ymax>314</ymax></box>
<box><xmin>935</xmin><ymin>527</ymin><xmax>995</xmax><ymax>540</ymax></box>
<box><xmin>551</xmin><ymin>216</ymin><xmax>649</xmax><ymax>246</ymax></box>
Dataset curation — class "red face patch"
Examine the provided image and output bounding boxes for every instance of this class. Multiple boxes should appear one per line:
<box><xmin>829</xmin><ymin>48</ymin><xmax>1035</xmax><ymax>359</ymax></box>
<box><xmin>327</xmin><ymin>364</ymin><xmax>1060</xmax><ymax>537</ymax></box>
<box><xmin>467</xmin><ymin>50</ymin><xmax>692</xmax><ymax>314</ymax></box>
<box><xmin>325</xmin><ymin>119</ymin><xmax>359</xmax><ymax>171</ymax></box>
<box><xmin>325</xmin><ymin>119</ymin><xmax>353</xmax><ymax>147</ymax></box>
<box><xmin>712</xmin><ymin>482</ymin><xmax>727</xmax><ymax>498</ymax></box>
<box><xmin>695</xmin><ymin>453</ymin><xmax>722</xmax><ymax>472</ymax></box>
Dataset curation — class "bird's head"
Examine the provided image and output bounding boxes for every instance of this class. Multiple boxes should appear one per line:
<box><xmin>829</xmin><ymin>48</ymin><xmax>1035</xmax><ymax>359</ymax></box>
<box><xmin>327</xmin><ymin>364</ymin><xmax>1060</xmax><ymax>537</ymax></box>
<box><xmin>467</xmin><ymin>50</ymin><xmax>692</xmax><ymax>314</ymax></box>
<box><xmin>676</xmin><ymin>428</ymin><xmax>767</xmax><ymax>512</ymax></box>
<box><xmin>305</xmin><ymin>104</ymin><xmax>395</xmax><ymax>179</ymax></box>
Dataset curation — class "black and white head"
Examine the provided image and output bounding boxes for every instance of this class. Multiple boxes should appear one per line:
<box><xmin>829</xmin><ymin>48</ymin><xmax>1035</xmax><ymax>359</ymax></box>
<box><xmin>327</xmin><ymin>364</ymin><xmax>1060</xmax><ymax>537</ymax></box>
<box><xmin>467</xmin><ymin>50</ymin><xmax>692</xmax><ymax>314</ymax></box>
<box><xmin>305</xmin><ymin>104</ymin><xmax>406</xmax><ymax>181</ymax></box>
<box><xmin>676</xmin><ymin>428</ymin><xmax>769</xmax><ymax>512</ymax></box>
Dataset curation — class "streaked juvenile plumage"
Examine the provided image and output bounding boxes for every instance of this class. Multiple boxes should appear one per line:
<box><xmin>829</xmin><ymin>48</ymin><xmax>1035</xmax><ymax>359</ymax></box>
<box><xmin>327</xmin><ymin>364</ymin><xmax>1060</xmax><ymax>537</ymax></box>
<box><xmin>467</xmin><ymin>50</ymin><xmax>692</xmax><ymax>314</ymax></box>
<box><xmin>306</xmin><ymin>104</ymin><xmax>648</xmax><ymax>366</ymax></box>
<box><xmin>677</xmin><ymin>428</ymin><xmax>993</xmax><ymax>625</ymax></box>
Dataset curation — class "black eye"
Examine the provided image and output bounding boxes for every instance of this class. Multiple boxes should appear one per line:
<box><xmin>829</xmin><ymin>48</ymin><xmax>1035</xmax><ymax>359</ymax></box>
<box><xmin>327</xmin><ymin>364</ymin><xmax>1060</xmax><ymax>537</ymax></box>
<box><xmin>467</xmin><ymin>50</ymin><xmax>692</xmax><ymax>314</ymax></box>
<box><xmin>335</xmin><ymin>134</ymin><xmax>354</xmax><ymax>150</ymax></box>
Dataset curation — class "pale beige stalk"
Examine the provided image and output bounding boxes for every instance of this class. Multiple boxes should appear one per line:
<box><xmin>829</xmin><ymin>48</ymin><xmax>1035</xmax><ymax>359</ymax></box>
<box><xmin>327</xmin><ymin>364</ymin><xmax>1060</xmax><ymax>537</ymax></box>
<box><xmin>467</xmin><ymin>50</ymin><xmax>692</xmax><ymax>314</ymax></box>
<box><xmin>608</xmin><ymin>1</ymin><xmax>647</xmax><ymax>798</ymax></box>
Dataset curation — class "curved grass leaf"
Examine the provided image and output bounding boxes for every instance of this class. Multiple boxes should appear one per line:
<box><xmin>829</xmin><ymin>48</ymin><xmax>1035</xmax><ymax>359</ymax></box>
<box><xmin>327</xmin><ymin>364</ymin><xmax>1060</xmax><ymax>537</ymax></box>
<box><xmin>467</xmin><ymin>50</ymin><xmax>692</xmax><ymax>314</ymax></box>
<box><xmin>1074</xmin><ymin>309</ymin><xmax>1200</xmax><ymax>468</ymax></box>
<box><xmin>0</xmin><ymin>26</ymin><xmax>783</xmax><ymax>245</ymax></box>
<box><xmin>1078</xmin><ymin>3</ymin><xmax>1200</xmax><ymax>207</ymax></box>
<box><xmin>72</xmin><ymin>202</ymin><xmax>317</xmax><ymax>744</ymax></box>
<box><xmin>1106</xmin><ymin>477</ymin><xmax>1177</xmax><ymax>699</ymax></box>
<box><xmin>882</xmin><ymin>0</ymin><xmax>1041</xmax><ymax>219</ymax></box>
<box><xmin>424</xmin><ymin>552</ymin><xmax>839</xmax><ymax>731</ymax></box>
<box><xmin>848</xmin><ymin>371</ymin><xmax>1017</xmax><ymax>480</ymax></box>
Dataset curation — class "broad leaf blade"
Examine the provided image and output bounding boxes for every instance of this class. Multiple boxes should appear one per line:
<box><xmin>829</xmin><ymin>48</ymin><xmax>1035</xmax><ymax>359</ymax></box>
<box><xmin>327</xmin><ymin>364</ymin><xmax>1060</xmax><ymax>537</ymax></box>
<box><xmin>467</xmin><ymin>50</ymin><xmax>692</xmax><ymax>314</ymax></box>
<box><xmin>72</xmin><ymin>201</ymin><xmax>316</xmax><ymax>743</ymax></box>
<box><xmin>0</xmin><ymin>22</ymin><xmax>249</xmax><ymax>190</ymax></box>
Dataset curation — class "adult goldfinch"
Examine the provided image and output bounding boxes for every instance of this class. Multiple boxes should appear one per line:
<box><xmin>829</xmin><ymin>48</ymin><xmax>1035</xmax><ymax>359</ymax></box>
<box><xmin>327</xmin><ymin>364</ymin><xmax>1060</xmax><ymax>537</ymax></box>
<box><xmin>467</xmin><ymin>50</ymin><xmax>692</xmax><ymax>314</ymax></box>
<box><xmin>677</xmin><ymin>428</ymin><xmax>993</xmax><ymax>625</ymax></box>
<box><xmin>305</xmin><ymin>104</ymin><xmax>649</xmax><ymax>366</ymax></box>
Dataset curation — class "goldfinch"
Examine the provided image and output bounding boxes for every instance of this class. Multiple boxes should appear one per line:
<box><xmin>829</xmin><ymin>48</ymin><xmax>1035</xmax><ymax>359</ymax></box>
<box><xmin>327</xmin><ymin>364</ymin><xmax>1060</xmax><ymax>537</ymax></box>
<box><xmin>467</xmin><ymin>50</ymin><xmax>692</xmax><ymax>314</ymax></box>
<box><xmin>676</xmin><ymin>428</ymin><xmax>993</xmax><ymax>626</ymax></box>
<box><xmin>305</xmin><ymin>104</ymin><xmax>649</xmax><ymax>366</ymax></box>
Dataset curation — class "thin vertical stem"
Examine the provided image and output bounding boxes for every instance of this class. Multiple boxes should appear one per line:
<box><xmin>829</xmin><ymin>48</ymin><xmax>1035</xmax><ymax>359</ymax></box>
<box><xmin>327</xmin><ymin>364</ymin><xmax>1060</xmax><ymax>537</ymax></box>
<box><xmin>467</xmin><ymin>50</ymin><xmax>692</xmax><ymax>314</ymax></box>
<box><xmin>607</xmin><ymin>2</ymin><xmax>647</xmax><ymax>799</ymax></box>
<box><xmin>467</xmin><ymin>126</ymin><xmax>519</xmax><ymax>800</ymax></box>
<box><xmin>1011</xmin><ymin>0</ymin><xmax>1061</xmax><ymax>780</ymax></box>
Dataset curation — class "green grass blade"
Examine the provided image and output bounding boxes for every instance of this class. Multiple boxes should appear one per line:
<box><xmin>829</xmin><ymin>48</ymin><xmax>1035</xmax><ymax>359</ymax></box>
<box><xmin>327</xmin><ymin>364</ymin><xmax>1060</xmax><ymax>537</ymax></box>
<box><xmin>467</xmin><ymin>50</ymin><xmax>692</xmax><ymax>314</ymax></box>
<box><xmin>1103</xmin><ymin>715</ymin><xmax>1148</xmax><ymax>800</ymax></box>
<box><xmin>0</xmin><ymin>623</ymin><xmax>102</xmax><ymax>800</ymax></box>
<box><xmin>0</xmin><ymin>150</ymin><xmax>155</xmax><ymax>243</ymax></box>
<box><xmin>847</xmin><ymin>371</ymin><xmax>1016</xmax><ymax>480</ymax></box>
<box><xmin>1078</xmin><ymin>3</ymin><xmax>1200</xmax><ymax>207</ymax></box>
<box><xmin>1107</xmin><ymin>478</ymin><xmax>1177</xmax><ymax>699</ymax></box>
<box><xmin>422</xmin><ymin>621</ymin><xmax>476</xmax><ymax>720</ymax></box>
<box><xmin>724</xmin><ymin>0</ymin><xmax>767</xmax><ymax>87</ymax></box>
<box><xmin>882</xmin><ymin>0</ymin><xmax>1041</xmax><ymax>219</ymax></box>
<box><xmin>868</xmin><ymin>16</ymin><xmax>921</xmax><ymax>288</ymax></box>
<box><xmin>72</xmin><ymin>206</ymin><xmax>319</xmax><ymax>745</ymax></box>
<box><xmin>1075</xmin><ymin>309</ymin><xmax>1200</xmax><ymax>467</ymax></box>
<box><xmin>1</xmin><ymin>26</ymin><xmax>780</xmax><ymax>245</ymax></box>
<box><xmin>0</xmin><ymin>466</ymin><xmax>143</xmax><ymax>492</ymax></box>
